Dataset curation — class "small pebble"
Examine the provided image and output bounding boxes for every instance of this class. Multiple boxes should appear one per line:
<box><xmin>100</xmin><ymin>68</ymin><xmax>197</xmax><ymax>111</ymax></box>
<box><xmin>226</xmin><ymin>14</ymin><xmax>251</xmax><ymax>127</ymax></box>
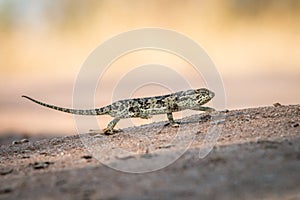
<box><xmin>293</xmin><ymin>123</ymin><xmax>299</xmax><ymax>128</ymax></box>
<box><xmin>0</xmin><ymin>188</ymin><xmax>12</xmax><ymax>194</ymax></box>
<box><xmin>115</xmin><ymin>155</ymin><xmax>135</xmax><ymax>160</ymax></box>
<box><xmin>273</xmin><ymin>102</ymin><xmax>281</xmax><ymax>107</ymax></box>
<box><xmin>81</xmin><ymin>155</ymin><xmax>93</xmax><ymax>160</ymax></box>
<box><xmin>158</xmin><ymin>144</ymin><xmax>175</xmax><ymax>149</ymax></box>
<box><xmin>31</xmin><ymin>161</ymin><xmax>54</xmax><ymax>170</ymax></box>
<box><xmin>0</xmin><ymin>168</ymin><xmax>13</xmax><ymax>176</ymax></box>
<box><xmin>39</xmin><ymin>151</ymin><xmax>48</xmax><ymax>155</ymax></box>
<box><xmin>21</xmin><ymin>155</ymin><xmax>30</xmax><ymax>159</ymax></box>
<box><xmin>12</xmin><ymin>138</ymin><xmax>29</xmax><ymax>145</ymax></box>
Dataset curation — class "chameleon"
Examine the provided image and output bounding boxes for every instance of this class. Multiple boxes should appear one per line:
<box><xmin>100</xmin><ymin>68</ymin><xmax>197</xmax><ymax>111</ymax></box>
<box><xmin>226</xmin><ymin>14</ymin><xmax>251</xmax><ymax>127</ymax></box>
<box><xmin>22</xmin><ymin>88</ymin><xmax>215</xmax><ymax>135</ymax></box>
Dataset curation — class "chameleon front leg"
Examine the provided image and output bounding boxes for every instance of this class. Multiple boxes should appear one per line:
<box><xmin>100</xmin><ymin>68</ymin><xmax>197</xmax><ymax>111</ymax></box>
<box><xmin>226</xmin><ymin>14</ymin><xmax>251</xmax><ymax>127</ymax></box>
<box><xmin>165</xmin><ymin>112</ymin><xmax>180</xmax><ymax>127</ymax></box>
<box><xmin>103</xmin><ymin>118</ymin><xmax>121</xmax><ymax>135</ymax></box>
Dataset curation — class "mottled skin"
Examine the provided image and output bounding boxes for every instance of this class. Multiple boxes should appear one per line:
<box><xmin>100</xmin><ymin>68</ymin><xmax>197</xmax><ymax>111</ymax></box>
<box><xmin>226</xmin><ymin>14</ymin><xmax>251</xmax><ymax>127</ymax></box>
<box><xmin>22</xmin><ymin>88</ymin><xmax>215</xmax><ymax>135</ymax></box>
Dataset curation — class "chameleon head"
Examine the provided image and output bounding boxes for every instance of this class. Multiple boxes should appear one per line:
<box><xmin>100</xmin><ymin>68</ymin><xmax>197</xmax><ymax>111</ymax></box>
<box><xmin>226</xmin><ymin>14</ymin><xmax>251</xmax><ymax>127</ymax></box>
<box><xmin>195</xmin><ymin>88</ymin><xmax>215</xmax><ymax>105</ymax></box>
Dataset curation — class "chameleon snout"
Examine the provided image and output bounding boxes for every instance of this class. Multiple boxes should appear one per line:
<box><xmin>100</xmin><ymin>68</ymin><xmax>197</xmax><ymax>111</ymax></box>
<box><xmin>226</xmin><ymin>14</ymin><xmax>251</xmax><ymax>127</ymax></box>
<box><xmin>209</xmin><ymin>90</ymin><xmax>215</xmax><ymax>99</ymax></box>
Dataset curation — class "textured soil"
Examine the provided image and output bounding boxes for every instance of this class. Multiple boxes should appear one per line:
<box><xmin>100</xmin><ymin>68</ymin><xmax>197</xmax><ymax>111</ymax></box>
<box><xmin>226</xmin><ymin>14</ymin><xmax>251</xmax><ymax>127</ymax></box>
<box><xmin>0</xmin><ymin>105</ymin><xmax>299</xmax><ymax>200</ymax></box>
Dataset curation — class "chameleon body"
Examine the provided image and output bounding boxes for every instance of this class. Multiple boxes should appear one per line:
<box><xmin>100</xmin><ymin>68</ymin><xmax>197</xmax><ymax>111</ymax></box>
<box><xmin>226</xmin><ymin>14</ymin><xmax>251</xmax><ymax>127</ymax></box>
<box><xmin>22</xmin><ymin>88</ymin><xmax>215</xmax><ymax>135</ymax></box>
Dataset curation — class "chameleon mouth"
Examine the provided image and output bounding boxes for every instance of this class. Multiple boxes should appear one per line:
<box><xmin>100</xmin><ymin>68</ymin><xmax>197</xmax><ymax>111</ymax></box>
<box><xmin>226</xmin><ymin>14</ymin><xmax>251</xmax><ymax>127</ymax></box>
<box><xmin>209</xmin><ymin>91</ymin><xmax>215</xmax><ymax>99</ymax></box>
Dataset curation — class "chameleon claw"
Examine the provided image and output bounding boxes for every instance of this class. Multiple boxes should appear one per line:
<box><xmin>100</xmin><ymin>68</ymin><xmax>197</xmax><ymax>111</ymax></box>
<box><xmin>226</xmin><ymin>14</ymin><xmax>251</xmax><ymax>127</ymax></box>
<box><xmin>89</xmin><ymin>128</ymin><xmax>121</xmax><ymax>136</ymax></box>
<box><xmin>171</xmin><ymin>123</ymin><xmax>180</xmax><ymax>127</ymax></box>
<box><xmin>102</xmin><ymin>128</ymin><xmax>121</xmax><ymax>135</ymax></box>
<box><xmin>164</xmin><ymin>122</ymin><xmax>180</xmax><ymax>127</ymax></box>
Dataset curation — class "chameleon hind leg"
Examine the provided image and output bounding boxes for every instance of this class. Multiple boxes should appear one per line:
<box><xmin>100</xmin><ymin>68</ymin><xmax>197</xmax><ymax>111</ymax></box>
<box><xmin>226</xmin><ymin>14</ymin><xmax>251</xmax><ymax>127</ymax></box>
<box><xmin>89</xmin><ymin>118</ymin><xmax>121</xmax><ymax>136</ymax></box>
<box><xmin>102</xmin><ymin>118</ymin><xmax>121</xmax><ymax>135</ymax></box>
<box><xmin>165</xmin><ymin>112</ymin><xmax>180</xmax><ymax>127</ymax></box>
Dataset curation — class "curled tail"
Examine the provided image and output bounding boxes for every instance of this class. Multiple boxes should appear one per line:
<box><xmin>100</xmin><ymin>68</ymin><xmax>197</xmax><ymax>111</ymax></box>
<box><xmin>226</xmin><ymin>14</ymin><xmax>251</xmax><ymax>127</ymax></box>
<box><xmin>22</xmin><ymin>95</ymin><xmax>109</xmax><ymax>116</ymax></box>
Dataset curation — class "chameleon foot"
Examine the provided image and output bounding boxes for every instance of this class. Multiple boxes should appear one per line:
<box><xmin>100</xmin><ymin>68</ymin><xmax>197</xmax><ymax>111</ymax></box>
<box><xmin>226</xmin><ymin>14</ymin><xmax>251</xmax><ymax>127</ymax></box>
<box><xmin>164</xmin><ymin>122</ymin><xmax>180</xmax><ymax>127</ymax></box>
<box><xmin>102</xmin><ymin>128</ymin><xmax>121</xmax><ymax>135</ymax></box>
<box><xmin>89</xmin><ymin>128</ymin><xmax>121</xmax><ymax>136</ymax></box>
<box><xmin>166</xmin><ymin>112</ymin><xmax>180</xmax><ymax>127</ymax></box>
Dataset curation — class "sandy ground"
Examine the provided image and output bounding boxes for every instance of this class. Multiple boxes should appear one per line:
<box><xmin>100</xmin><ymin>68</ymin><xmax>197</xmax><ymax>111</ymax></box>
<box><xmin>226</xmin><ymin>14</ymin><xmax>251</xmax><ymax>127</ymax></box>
<box><xmin>0</xmin><ymin>104</ymin><xmax>299</xmax><ymax>199</ymax></box>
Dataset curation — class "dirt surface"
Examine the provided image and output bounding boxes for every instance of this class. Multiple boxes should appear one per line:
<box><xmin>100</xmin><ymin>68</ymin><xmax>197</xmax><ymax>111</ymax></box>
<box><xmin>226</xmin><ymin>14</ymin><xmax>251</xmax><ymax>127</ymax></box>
<box><xmin>0</xmin><ymin>105</ymin><xmax>299</xmax><ymax>199</ymax></box>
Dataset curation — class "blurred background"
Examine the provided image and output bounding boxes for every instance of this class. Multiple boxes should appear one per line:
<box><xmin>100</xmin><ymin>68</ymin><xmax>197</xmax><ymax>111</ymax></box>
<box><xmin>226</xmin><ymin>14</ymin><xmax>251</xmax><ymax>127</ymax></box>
<box><xmin>0</xmin><ymin>0</ymin><xmax>299</xmax><ymax>137</ymax></box>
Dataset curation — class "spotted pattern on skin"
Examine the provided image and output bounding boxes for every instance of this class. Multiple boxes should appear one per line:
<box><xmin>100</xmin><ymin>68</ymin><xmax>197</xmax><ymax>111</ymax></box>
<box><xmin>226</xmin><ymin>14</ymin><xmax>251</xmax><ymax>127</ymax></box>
<box><xmin>22</xmin><ymin>88</ymin><xmax>215</xmax><ymax>135</ymax></box>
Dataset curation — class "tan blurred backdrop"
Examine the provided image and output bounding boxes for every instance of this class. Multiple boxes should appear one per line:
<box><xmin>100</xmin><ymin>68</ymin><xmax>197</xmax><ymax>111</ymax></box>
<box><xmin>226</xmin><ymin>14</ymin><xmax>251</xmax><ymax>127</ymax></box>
<box><xmin>0</xmin><ymin>0</ymin><xmax>299</xmax><ymax>135</ymax></box>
